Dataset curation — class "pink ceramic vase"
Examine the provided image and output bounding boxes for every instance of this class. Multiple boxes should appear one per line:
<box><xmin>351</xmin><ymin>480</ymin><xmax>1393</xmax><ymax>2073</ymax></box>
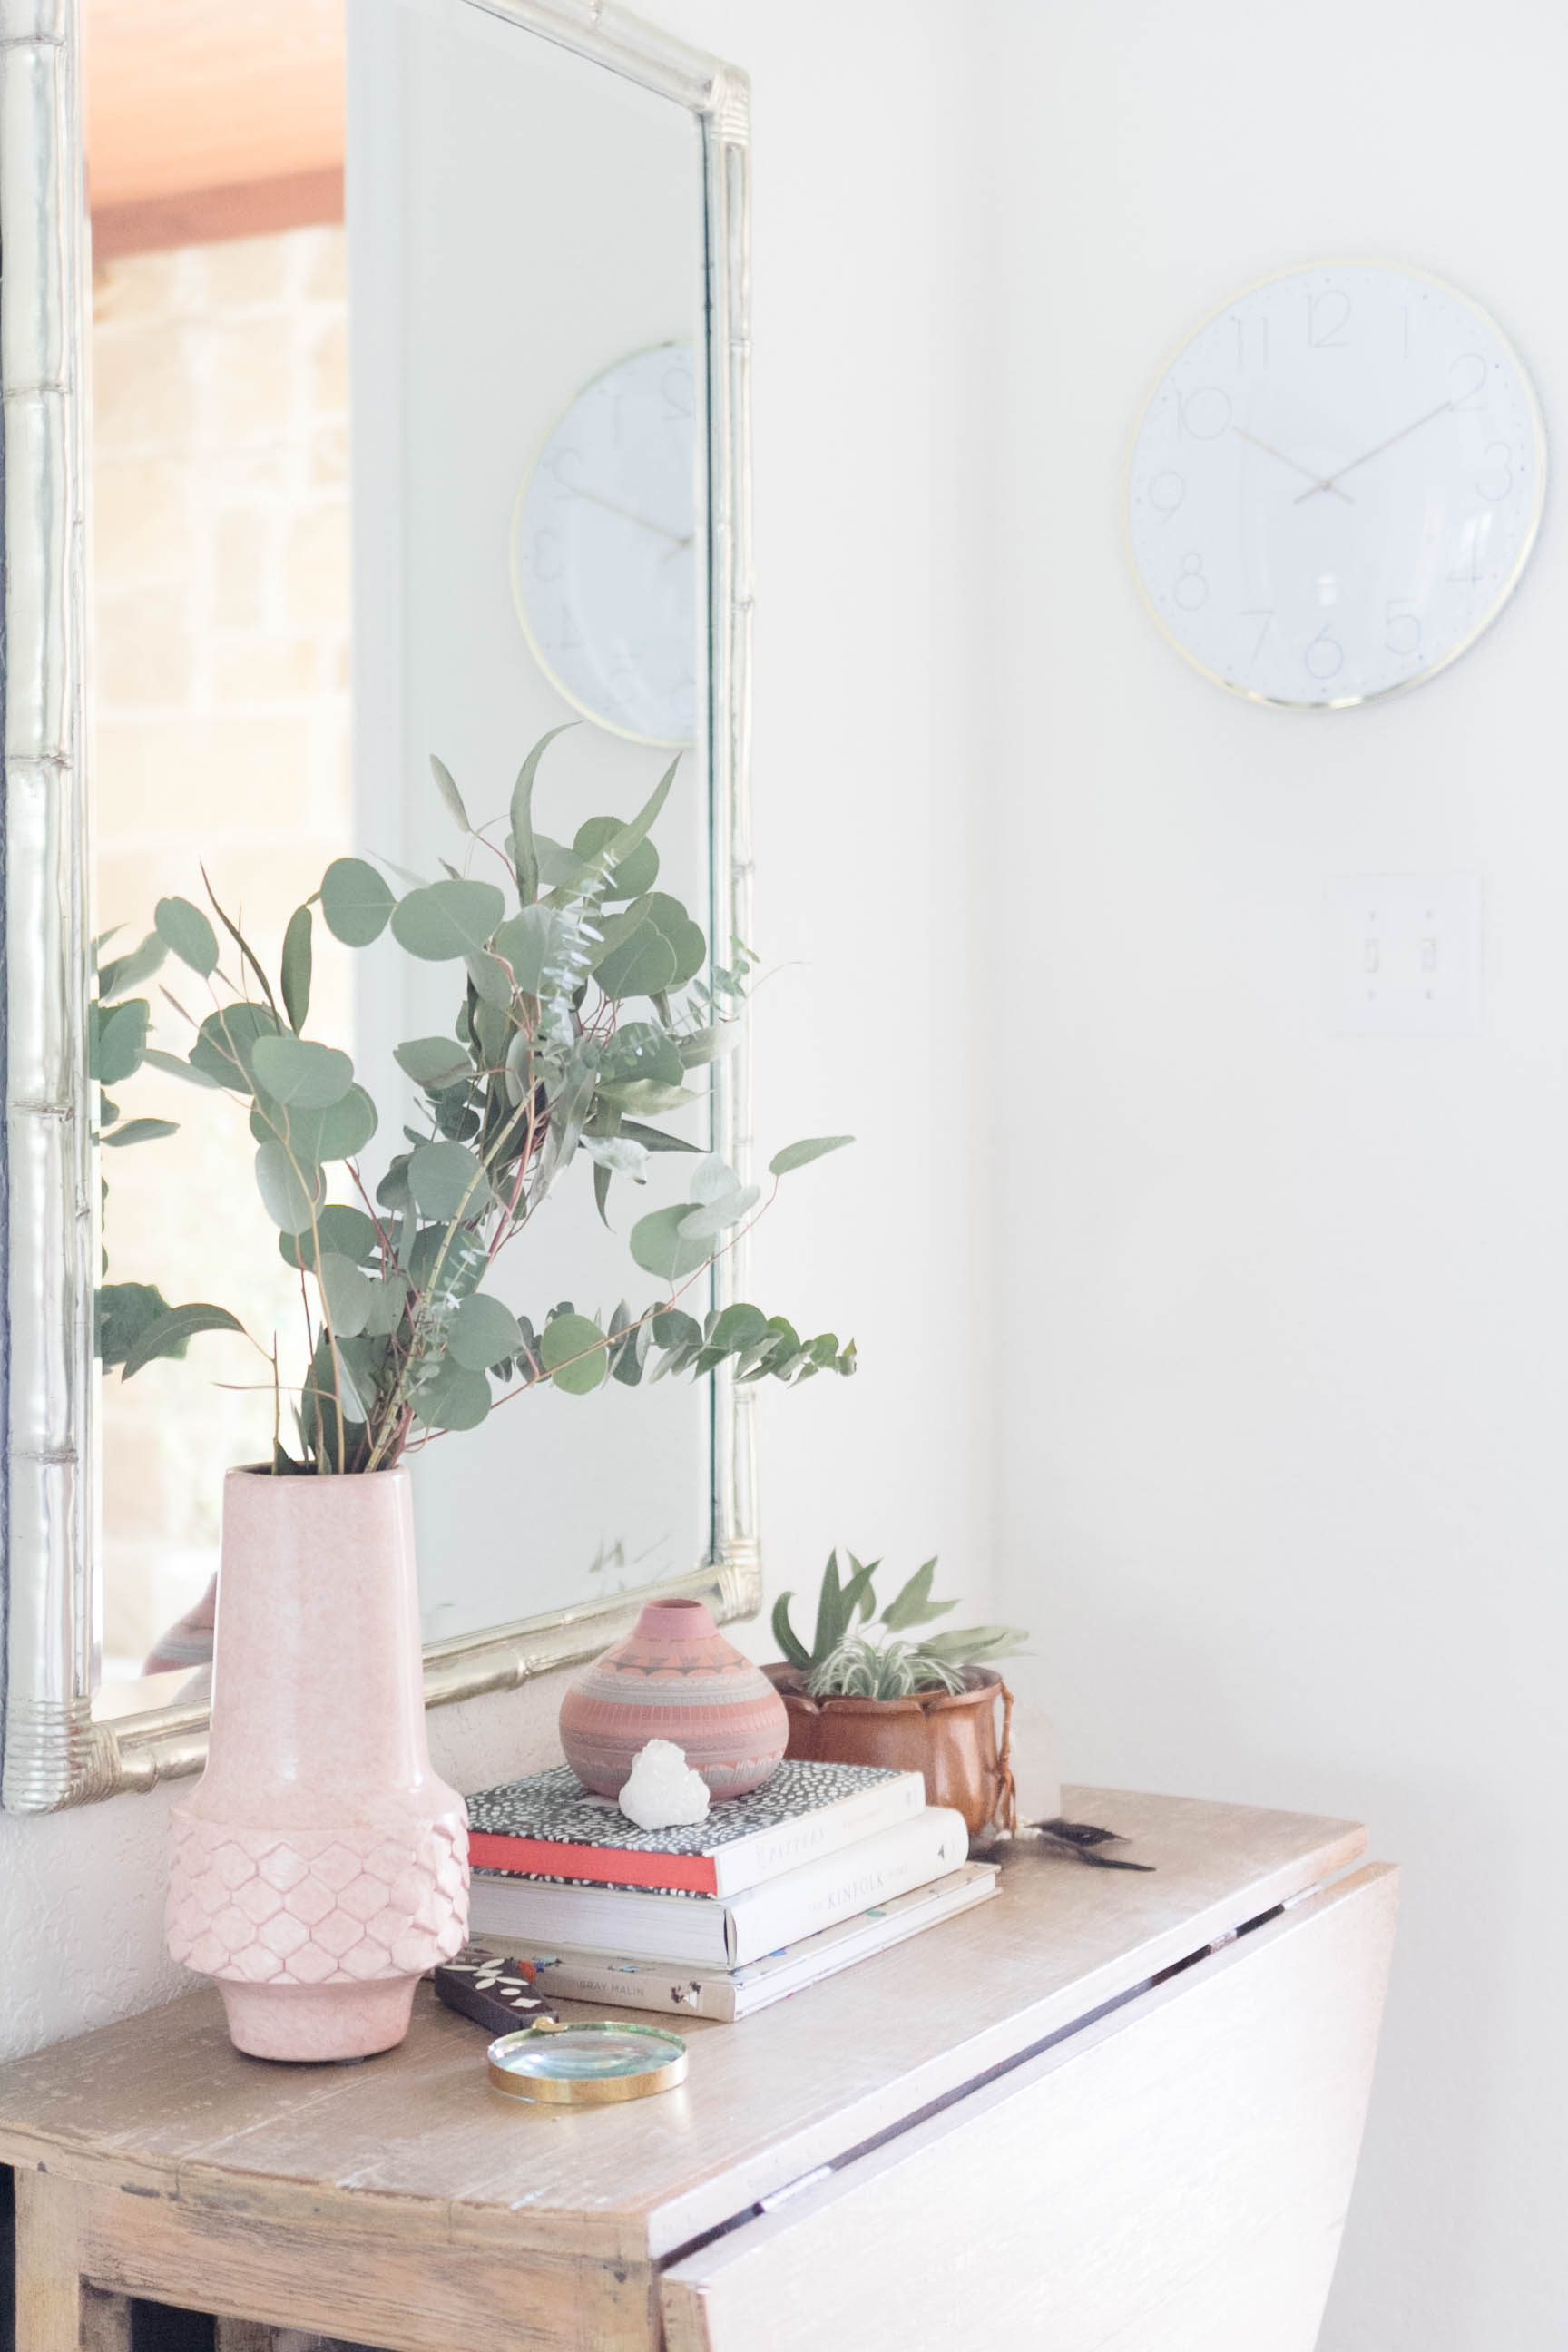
<box><xmin>559</xmin><ymin>1596</ymin><xmax>789</xmax><ymax>1799</ymax></box>
<box><xmin>165</xmin><ymin>1466</ymin><xmax>469</xmax><ymax>2062</ymax></box>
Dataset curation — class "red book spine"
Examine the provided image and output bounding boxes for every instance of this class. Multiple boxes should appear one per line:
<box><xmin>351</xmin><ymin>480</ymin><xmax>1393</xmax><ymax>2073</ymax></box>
<box><xmin>466</xmin><ymin>1831</ymin><xmax>719</xmax><ymax>1894</ymax></box>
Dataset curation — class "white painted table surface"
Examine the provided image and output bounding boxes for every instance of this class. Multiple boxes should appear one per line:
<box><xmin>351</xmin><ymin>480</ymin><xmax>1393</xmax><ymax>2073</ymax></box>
<box><xmin>0</xmin><ymin>1786</ymin><xmax>1396</xmax><ymax>2351</ymax></box>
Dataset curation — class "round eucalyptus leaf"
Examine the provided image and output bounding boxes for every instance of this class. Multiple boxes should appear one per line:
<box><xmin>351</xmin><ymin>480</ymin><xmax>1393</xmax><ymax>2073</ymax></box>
<box><xmin>493</xmin><ymin>906</ymin><xmax>564</xmax><ymax>995</ymax></box>
<box><xmin>593</xmin><ymin>918</ymin><xmax>678</xmax><ymax>1004</ymax></box>
<box><xmin>320</xmin><ymin>858</ymin><xmax>397</xmax><ymax>946</ymax></box>
<box><xmin>93</xmin><ymin>1000</ymin><xmax>149</xmax><ymax>1087</ymax></box>
<box><xmin>448</xmin><ymin>1291</ymin><xmax>526</xmax><ymax>1371</ymax></box>
<box><xmin>190</xmin><ymin>1004</ymin><xmax>283</xmax><ymax>1090</ymax></box>
<box><xmin>251</xmin><ymin>1034</ymin><xmax>355</xmax><ymax>1109</ymax></box>
<box><xmin>407</xmin><ymin>1139</ymin><xmax>486</xmax><ymax>1220</ymax></box>
<box><xmin>254</xmin><ymin>1141</ymin><xmax>326</xmax><ymax>1233</ymax></box>
<box><xmin>630</xmin><ymin>1204</ymin><xmax>712</xmax><ymax>1281</ymax></box>
<box><xmin>154</xmin><ymin>896</ymin><xmax>219</xmax><ymax>976</ymax></box>
<box><xmin>573</xmin><ymin>814</ymin><xmax>659</xmax><ymax>901</ymax></box>
<box><xmin>395</xmin><ymin>1036</ymin><xmax>474</xmax><ymax>1090</ymax></box>
<box><xmin>680</xmin><ymin>1183</ymin><xmax>760</xmax><ymax>1241</ymax></box>
<box><xmin>642</xmin><ymin>891</ymin><xmax>707</xmax><ymax>986</ymax></box>
<box><xmin>251</xmin><ymin>1083</ymin><xmax>377</xmax><ymax>1164</ymax></box>
<box><xmin>391</xmin><ymin>878</ymin><xmax>505</xmax><ymax>961</ymax></box>
<box><xmin>317</xmin><ymin>1251</ymin><xmax>374</xmax><ymax>1338</ymax></box>
<box><xmin>415</xmin><ymin>1359</ymin><xmax>492</xmax><ymax>1431</ymax></box>
<box><xmin>363</xmin><ymin>1276</ymin><xmax>411</xmax><ymax>1338</ymax></box>
<box><xmin>689</xmin><ymin>1152</ymin><xmax>741</xmax><ymax>1205</ymax></box>
<box><xmin>540</xmin><ymin>1311</ymin><xmax>609</xmax><ymax>1394</ymax></box>
<box><xmin>279</xmin><ymin>1205</ymin><xmax>380</xmax><ymax>1271</ymax></box>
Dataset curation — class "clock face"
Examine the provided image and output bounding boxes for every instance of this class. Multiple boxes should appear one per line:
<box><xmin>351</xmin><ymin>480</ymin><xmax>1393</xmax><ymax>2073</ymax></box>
<box><xmin>511</xmin><ymin>342</ymin><xmax>701</xmax><ymax>746</ymax></box>
<box><xmin>1126</xmin><ymin>264</ymin><xmax>1546</xmax><ymax>707</ymax></box>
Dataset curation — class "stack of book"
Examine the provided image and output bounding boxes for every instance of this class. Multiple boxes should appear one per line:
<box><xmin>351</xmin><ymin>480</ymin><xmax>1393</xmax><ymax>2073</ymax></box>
<box><xmin>465</xmin><ymin>1757</ymin><xmax>996</xmax><ymax>2021</ymax></box>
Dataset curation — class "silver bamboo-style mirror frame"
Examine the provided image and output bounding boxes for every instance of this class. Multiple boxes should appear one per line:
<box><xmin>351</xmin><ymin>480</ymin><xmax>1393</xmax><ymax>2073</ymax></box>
<box><xmin>0</xmin><ymin>0</ymin><xmax>757</xmax><ymax>1811</ymax></box>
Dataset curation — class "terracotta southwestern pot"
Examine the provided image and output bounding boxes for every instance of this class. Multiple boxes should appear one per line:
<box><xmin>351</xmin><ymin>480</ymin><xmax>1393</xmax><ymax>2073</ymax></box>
<box><xmin>560</xmin><ymin>1597</ymin><xmax>789</xmax><ymax>1799</ymax></box>
<box><xmin>764</xmin><ymin>1663</ymin><xmax>1016</xmax><ymax>1838</ymax></box>
<box><xmin>165</xmin><ymin>1467</ymin><xmax>470</xmax><ymax>2063</ymax></box>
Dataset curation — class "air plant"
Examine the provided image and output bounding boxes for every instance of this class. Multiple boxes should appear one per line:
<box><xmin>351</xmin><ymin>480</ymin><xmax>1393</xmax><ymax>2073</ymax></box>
<box><xmin>772</xmin><ymin>1552</ymin><xmax>1027</xmax><ymax>1700</ymax></box>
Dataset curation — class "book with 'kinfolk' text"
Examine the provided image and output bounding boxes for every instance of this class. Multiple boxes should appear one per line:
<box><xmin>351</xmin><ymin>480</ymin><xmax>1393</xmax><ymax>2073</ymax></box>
<box><xmin>469</xmin><ymin>1805</ymin><xmax>971</xmax><ymax>1966</ymax></box>
<box><xmin>465</xmin><ymin>1757</ymin><xmax>925</xmax><ymax>1896</ymax></box>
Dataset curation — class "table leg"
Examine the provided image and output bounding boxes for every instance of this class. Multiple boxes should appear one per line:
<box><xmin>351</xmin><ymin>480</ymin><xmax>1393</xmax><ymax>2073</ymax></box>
<box><xmin>13</xmin><ymin>2169</ymin><xmax>125</xmax><ymax>2352</ymax></box>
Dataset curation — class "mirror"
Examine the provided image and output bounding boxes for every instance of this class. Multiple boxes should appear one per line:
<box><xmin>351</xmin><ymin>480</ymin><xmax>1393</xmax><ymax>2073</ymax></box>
<box><xmin>0</xmin><ymin>0</ymin><xmax>755</xmax><ymax>1809</ymax></box>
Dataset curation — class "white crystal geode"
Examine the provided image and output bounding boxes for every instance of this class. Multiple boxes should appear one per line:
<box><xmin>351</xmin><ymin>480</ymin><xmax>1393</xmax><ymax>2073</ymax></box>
<box><xmin>618</xmin><ymin>1738</ymin><xmax>712</xmax><ymax>1830</ymax></box>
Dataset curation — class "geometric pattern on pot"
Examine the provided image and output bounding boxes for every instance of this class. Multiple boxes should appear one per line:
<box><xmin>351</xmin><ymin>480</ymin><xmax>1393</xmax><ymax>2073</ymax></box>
<box><xmin>165</xmin><ymin>1809</ymin><xmax>469</xmax><ymax>1986</ymax></box>
<box><xmin>559</xmin><ymin>1597</ymin><xmax>789</xmax><ymax>1799</ymax></box>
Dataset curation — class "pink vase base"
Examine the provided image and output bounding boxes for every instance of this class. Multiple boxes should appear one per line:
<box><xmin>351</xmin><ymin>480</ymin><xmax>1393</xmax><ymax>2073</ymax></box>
<box><xmin>220</xmin><ymin>1977</ymin><xmax>416</xmax><ymax>2063</ymax></box>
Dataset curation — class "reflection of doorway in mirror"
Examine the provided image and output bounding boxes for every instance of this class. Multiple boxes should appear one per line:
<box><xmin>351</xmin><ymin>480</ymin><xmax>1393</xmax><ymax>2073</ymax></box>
<box><xmin>93</xmin><ymin>226</ymin><xmax>353</xmax><ymax>1681</ymax></box>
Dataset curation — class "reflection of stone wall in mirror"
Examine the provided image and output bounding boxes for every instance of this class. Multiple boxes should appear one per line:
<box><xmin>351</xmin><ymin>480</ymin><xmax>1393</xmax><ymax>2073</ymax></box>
<box><xmin>93</xmin><ymin>226</ymin><xmax>354</xmax><ymax>1681</ymax></box>
<box><xmin>347</xmin><ymin>1</ymin><xmax>711</xmax><ymax>1647</ymax></box>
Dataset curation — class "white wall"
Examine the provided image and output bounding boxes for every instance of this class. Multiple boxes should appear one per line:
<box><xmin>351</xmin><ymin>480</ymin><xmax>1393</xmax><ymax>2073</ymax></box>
<box><xmin>979</xmin><ymin>5</ymin><xmax>1568</xmax><ymax>2347</ymax></box>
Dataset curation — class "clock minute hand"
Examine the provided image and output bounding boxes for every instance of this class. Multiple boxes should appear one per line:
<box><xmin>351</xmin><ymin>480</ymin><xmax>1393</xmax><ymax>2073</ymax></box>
<box><xmin>569</xmin><ymin>482</ymin><xmax>692</xmax><ymax>548</ymax></box>
<box><xmin>1294</xmin><ymin>399</ymin><xmax>1454</xmax><ymax>503</ymax></box>
<box><xmin>1232</xmin><ymin>426</ymin><xmax>1354</xmax><ymax>504</ymax></box>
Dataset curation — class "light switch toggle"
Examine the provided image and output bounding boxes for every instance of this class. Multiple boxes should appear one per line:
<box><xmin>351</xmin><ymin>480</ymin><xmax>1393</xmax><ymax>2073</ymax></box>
<box><xmin>1325</xmin><ymin>876</ymin><xmax>1482</xmax><ymax>1037</ymax></box>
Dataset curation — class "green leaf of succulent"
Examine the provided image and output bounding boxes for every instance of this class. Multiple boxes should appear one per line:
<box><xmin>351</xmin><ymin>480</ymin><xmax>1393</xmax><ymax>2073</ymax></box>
<box><xmin>630</xmin><ymin>1204</ymin><xmax>711</xmax><ymax>1281</ymax></box>
<box><xmin>877</xmin><ymin>1558</ymin><xmax>958</xmax><ymax>1633</ymax></box>
<box><xmin>279</xmin><ymin>1205</ymin><xmax>381</xmax><ymax>1270</ymax></box>
<box><xmin>254</xmin><ymin>1141</ymin><xmax>327</xmax><ymax>1232</ymax></box>
<box><xmin>414</xmin><ymin>1358</ymin><xmax>492</xmax><ymax>1431</ymax></box>
<box><xmin>250</xmin><ymin>1034</ymin><xmax>355</xmax><ymax>1109</ymax></box>
<box><xmin>593</xmin><ymin>917</ymin><xmax>678</xmax><ymax>1003</ymax></box>
<box><xmin>509</xmin><ymin>723</ymin><xmax>575</xmax><ymax>905</ymax></box>
<box><xmin>320</xmin><ymin>857</ymin><xmax>397</xmax><ymax>946</ymax></box>
<box><xmin>141</xmin><ymin>1047</ymin><xmax>226</xmax><ymax>1090</ymax></box>
<box><xmin>119</xmin><ymin>1300</ymin><xmax>247</xmax><ymax>1380</ymax></box>
<box><xmin>281</xmin><ymin>905</ymin><xmax>313</xmax><ymax>1034</ymax></box>
<box><xmin>916</xmin><ymin>1625</ymin><xmax>1030</xmax><ymax>1666</ymax></box>
<box><xmin>573</xmin><ymin>815</ymin><xmax>659</xmax><ymax>902</ymax></box>
<box><xmin>447</xmin><ymin>1291</ymin><xmax>526</xmax><ymax>1371</ymax></box>
<box><xmin>102</xmin><ymin>1117</ymin><xmax>179</xmax><ymax>1148</ymax></box>
<box><xmin>770</xmin><ymin>1593</ymin><xmax>811</xmax><ymax>1672</ymax></box>
<box><xmin>189</xmin><ymin>1003</ymin><xmax>284</xmax><ymax>1091</ymax></box>
<box><xmin>99</xmin><ymin>932</ymin><xmax>167</xmax><ymax>1003</ymax></box>
<box><xmin>595</xmin><ymin>1079</ymin><xmax>701</xmax><ymax>1116</ymax></box>
<box><xmin>540</xmin><ymin>1311</ymin><xmax>609</xmax><ymax>1394</ymax></box>
<box><xmin>154</xmin><ymin>897</ymin><xmax>219</xmax><ymax>976</ymax></box>
<box><xmin>769</xmin><ymin>1134</ymin><xmax>855</xmax><ymax>1178</ymax></box>
<box><xmin>391</xmin><ymin>877</ymin><xmax>505</xmax><ymax>961</ymax></box>
<box><xmin>680</xmin><ymin>1184</ymin><xmax>760</xmax><ymax>1241</ymax></box>
<box><xmin>317</xmin><ymin>1250</ymin><xmax>374</xmax><ymax>1338</ymax></box>
<box><xmin>429</xmin><ymin>753</ymin><xmax>471</xmax><ymax>833</ymax></box>
<box><xmin>93</xmin><ymin>1000</ymin><xmax>150</xmax><ymax>1086</ymax></box>
<box><xmin>407</xmin><ymin>1139</ymin><xmax>486</xmax><ymax>1220</ymax></box>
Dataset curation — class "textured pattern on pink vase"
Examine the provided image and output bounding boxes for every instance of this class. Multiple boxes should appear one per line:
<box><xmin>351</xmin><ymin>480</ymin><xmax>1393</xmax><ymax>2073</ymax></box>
<box><xmin>559</xmin><ymin>1597</ymin><xmax>789</xmax><ymax>1799</ymax></box>
<box><xmin>166</xmin><ymin>1809</ymin><xmax>469</xmax><ymax>1986</ymax></box>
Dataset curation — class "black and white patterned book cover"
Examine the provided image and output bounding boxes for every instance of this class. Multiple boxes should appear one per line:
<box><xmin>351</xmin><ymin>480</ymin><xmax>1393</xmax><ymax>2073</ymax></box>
<box><xmin>467</xmin><ymin>1759</ymin><xmax>906</xmax><ymax>1857</ymax></box>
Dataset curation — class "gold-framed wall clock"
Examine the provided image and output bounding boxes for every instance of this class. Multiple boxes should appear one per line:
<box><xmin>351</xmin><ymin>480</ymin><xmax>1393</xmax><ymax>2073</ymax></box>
<box><xmin>1125</xmin><ymin>262</ymin><xmax>1546</xmax><ymax>708</ymax></box>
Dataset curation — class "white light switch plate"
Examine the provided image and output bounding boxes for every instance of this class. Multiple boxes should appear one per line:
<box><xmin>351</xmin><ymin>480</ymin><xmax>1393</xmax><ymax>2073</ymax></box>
<box><xmin>1325</xmin><ymin>876</ymin><xmax>1483</xmax><ymax>1037</ymax></box>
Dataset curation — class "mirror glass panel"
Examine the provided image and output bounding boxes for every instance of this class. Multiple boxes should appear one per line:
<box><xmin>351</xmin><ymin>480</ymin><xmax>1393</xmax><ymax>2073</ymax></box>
<box><xmin>88</xmin><ymin>0</ymin><xmax>716</xmax><ymax>1690</ymax></box>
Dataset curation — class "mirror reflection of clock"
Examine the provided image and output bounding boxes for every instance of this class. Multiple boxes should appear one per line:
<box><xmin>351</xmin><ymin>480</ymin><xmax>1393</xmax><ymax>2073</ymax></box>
<box><xmin>511</xmin><ymin>341</ymin><xmax>701</xmax><ymax>746</ymax></box>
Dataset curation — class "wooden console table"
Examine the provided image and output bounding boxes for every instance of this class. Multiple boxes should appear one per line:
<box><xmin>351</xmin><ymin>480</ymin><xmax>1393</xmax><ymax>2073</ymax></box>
<box><xmin>0</xmin><ymin>1788</ymin><xmax>1396</xmax><ymax>2352</ymax></box>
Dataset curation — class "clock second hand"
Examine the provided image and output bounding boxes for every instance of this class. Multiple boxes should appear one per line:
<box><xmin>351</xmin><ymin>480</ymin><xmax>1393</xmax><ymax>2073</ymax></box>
<box><xmin>1231</xmin><ymin>426</ymin><xmax>1353</xmax><ymax>503</ymax></box>
<box><xmin>570</xmin><ymin>481</ymin><xmax>693</xmax><ymax>548</ymax></box>
<box><xmin>1294</xmin><ymin>399</ymin><xmax>1454</xmax><ymax>503</ymax></box>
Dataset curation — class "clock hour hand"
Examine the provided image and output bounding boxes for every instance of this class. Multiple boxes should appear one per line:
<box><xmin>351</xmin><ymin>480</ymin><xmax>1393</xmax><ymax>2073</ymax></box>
<box><xmin>1294</xmin><ymin>399</ymin><xmax>1454</xmax><ymax>503</ymax></box>
<box><xmin>568</xmin><ymin>482</ymin><xmax>693</xmax><ymax>548</ymax></box>
<box><xmin>1232</xmin><ymin>426</ymin><xmax>1353</xmax><ymax>504</ymax></box>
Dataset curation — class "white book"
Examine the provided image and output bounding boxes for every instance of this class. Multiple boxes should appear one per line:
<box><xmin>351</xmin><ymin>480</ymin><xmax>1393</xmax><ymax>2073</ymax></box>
<box><xmin>485</xmin><ymin>1865</ymin><xmax>998</xmax><ymax>2022</ymax></box>
<box><xmin>469</xmin><ymin>1806</ymin><xmax>971</xmax><ymax>1966</ymax></box>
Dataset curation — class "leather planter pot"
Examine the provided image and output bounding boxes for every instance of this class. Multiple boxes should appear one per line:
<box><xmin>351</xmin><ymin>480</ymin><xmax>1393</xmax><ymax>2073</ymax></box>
<box><xmin>762</xmin><ymin>1664</ymin><xmax>1015</xmax><ymax>1839</ymax></box>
